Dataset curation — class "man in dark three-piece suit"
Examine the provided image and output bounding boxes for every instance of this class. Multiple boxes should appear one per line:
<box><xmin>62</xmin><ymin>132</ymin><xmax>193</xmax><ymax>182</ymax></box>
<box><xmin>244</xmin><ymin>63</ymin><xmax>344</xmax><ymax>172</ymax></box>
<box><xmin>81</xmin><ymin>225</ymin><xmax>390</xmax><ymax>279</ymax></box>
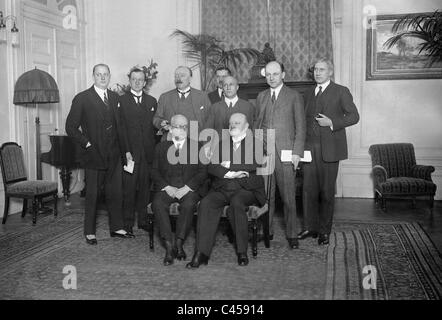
<box><xmin>208</xmin><ymin>66</ymin><xmax>231</xmax><ymax>104</ymax></box>
<box><xmin>298</xmin><ymin>58</ymin><xmax>359</xmax><ymax>245</ymax></box>
<box><xmin>187</xmin><ymin>113</ymin><xmax>266</xmax><ymax>268</ymax></box>
<box><xmin>66</xmin><ymin>64</ymin><xmax>132</xmax><ymax>245</ymax></box>
<box><xmin>153</xmin><ymin>66</ymin><xmax>211</xmax><ymax>139</ymax></box>
<box><xmin>151</xmin><ymin>115</ymin><xmax>207</xmax><ymax>266</ymax></box>
<box><xmin>119</xmin><ymin>67</ymin><xmax>158</xmax><ymax>236</ymax></box>
<box><xmin>254</xmin><ymin>61</ymin><xmax>306</xmax><ymax>249</ymax></box>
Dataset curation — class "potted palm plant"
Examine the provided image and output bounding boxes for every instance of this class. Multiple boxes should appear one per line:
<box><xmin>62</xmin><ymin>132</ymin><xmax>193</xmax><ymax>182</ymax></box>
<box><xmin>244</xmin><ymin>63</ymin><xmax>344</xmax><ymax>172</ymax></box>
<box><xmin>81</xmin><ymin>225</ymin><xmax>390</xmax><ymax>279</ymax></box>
<box><xmin>170</xmin><ymin>29</ymin><xmax>261</xmax><ymax>90</ymax></box>
<box><xmin>384</xmin><ymin>10</ymin><xmax>442</xmax><ymax>67</ymax></box>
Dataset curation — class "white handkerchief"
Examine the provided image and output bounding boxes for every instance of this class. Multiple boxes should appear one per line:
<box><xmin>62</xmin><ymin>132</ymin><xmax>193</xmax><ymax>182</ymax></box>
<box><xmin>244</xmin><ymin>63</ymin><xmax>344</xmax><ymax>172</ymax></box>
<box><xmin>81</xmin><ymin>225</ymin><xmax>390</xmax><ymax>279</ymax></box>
<box><xmin>280</xmin><ymin>150</ymin><xmax>313</xmax><ymax>163</ymax></box>
<box><xmin>301</xmin><ymin>151</ymin><xmax>312</xmax><ymax>163</ymax></box>
<box><xmin>124</xmin><ymin>160</ymin><xmax>135</xmax><ymax>174</ymax></box>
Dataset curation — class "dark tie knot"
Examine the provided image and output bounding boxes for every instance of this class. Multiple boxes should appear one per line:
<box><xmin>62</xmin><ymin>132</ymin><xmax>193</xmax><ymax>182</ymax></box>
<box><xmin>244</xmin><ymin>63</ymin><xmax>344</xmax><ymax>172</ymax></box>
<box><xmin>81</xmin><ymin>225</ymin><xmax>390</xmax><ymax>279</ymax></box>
<box><xmin>178</xmin><ymin>89</ymin><xmax>191</xmax><ymax>100</ymax></box>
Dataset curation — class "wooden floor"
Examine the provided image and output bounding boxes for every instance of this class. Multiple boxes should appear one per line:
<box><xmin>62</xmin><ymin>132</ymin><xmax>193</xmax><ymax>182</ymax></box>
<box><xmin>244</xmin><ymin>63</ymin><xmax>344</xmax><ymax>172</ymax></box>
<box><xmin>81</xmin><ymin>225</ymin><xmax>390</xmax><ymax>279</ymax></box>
<box><xmin>1</xmin><ymin>195</ymin><xmax>441</xmax><ymax>252</ymax></box>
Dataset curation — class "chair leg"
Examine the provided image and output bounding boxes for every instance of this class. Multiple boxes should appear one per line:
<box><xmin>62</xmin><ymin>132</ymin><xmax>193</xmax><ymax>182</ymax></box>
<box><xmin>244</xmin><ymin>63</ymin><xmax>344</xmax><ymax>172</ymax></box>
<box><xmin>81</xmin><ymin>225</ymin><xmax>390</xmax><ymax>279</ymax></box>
<box><xmin>22</xmin><ymin>199</ymin><xmax>28</xmax><ymax>218</ymax></box>
<box><xmin>430</xmin><ymin>196</ymin><xmax>434</xmax><ymax>210</ymax></box>
<box><xmin>252</xmin><ymin>219</ymin><xmax>258</xmax><ymax>258</ymax></box>
<box><xmin>374</xmin><ymin>192</ymin><xmax>379</xmax><ymax>204</ymax></box>
<box><xmin>148</xmin><ymin>215</ymin><xmax>154</xmax><ymax>251</ymax></box>
<box><xmin>381</xmin><ymin>197</ymin><xmax>387</xmax><ymax>212</ymax></box>
<box><xmin>53</xmin><ymin>193</ymin><xmax>58</xmax><ymax>217</ymax></box>
<box><xmin>32</xmin><ymin>199</ymin><xmax>38</xmax><ymax>226</ymax></box>
<box><xmin>262</xmin><ymin>212</ymin><xmax>271</xmax><ymax>249</ymax></box>
<box><xmin>2</xmin><ymin>197</ymin><xmax>10</xmax><ymax>225</ymax></box>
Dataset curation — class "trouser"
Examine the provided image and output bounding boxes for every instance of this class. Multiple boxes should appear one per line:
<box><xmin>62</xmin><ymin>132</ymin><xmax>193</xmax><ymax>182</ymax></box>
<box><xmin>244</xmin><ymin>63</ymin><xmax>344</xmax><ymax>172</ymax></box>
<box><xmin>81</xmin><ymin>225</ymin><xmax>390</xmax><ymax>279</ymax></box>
<box><xmin>302</xmin><ymin>141</ymin><xmax>339</xmax><ymax>235</ymax></box>
<box><xmin>152</xmin><ymin>191</ymin><xmax>200</xmax><ymax>242</ymax></box>
<box><xmin>268</xmin><ymin>154</ymin><xmax>299</xmax><ymax>239</ymax></box>
<box><xmin>84</xmin><ymin>162</ymin><xmax>124</xmax><ymax>235</ymax></box>
<box><xmin>122</xmin><ymin>161</ymin><xmax>151</xmax><ymax>229</ymax></box>
<box><xmin>196</xmin><ymin>189</ymin><xmax>258</xmax><ymax>256</ymax></box>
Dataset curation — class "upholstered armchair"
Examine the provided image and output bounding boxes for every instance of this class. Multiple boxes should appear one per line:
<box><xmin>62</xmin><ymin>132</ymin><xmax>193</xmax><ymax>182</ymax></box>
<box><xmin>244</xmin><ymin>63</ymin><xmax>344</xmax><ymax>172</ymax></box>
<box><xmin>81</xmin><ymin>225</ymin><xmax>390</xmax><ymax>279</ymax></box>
<box><xmin>368</xmin><ymin>143</ymin><xmax>437</xmax><ymax>211</ymax></box>
<box><xmin>1</xmin><ymin>143</ymin><xmax>58</xmax><ymax>225</ymax></box>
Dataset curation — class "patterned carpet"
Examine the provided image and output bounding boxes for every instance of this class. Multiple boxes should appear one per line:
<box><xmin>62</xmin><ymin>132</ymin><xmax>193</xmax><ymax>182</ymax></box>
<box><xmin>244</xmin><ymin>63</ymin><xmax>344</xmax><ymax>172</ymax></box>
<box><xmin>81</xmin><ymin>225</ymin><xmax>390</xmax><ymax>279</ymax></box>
<box><xmin>0</xmin><ymin>210</ymin><xmax>441</xmax><ymax>300</ymax></box>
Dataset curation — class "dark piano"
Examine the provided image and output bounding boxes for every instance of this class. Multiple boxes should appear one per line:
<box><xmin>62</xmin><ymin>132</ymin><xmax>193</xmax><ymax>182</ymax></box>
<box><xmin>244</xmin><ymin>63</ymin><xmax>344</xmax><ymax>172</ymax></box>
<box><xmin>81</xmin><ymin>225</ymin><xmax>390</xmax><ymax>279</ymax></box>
<box><xmin>41</xmin><ymin>135</ymin><xmax>80</xmax><ymax>202</ymax></box>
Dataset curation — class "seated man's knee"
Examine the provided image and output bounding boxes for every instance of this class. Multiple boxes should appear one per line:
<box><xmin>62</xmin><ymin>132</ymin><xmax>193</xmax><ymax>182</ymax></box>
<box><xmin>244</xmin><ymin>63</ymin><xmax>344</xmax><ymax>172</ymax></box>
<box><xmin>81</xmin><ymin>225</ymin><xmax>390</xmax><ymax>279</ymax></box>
<box><xmin>230</xmin><ymin>196</ymin><xmax>246</xmax><ymax>211</ymax></box>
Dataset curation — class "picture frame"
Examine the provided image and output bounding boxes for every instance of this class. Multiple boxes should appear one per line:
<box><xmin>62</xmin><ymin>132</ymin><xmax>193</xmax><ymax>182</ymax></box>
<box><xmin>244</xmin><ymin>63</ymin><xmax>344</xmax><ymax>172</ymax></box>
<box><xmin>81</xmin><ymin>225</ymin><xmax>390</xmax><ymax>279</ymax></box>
<box><xmin>366</xmin><ymin>13</ymin><xmax>442</xmax><ymax>80</ymax></box>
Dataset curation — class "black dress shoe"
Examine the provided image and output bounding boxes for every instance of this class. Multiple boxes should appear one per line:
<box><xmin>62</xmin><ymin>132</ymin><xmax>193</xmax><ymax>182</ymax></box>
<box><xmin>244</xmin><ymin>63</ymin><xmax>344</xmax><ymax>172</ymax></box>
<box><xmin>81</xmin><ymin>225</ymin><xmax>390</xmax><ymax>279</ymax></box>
<box><xmin>110</xmin><ymin>232</ymin><xmax>133</xmax><ymax>239</ymax></box>
<box><xmin>297</xmin><ymin>230</ymin><xmax>319</xmax><ymax>240</ymax></box>
<box><xmin>186</xmin><ymin>252</ymin><xmax>209</xmax><ymax>269</ymax></box>
<box><xmin>163</xmin><ymin>241</ymin><xmax>176</xmax><ymax>266</ymax></box>
<box><xmin>237</xmin><ymin>253</ymin><xmax>249</xmax><ymax>266</ymax></box>
<box><xmin>318</xmin><ymin>234</ymin><xmax>330</xmax><ymax>245</ymax></box>
<box><xmin>85</xmin><ymin>237</ymin><xmax>97</xmax><ymax>245</ymax></box>
<box><xmin>288</xmin><ymin>238</ymin><xmax>299</xmax><ymax>249</ymax></box>
<box><xmin>176</xmin><ymin>239</ymin><xmax>187</xmax><ymax>261</ymax></box>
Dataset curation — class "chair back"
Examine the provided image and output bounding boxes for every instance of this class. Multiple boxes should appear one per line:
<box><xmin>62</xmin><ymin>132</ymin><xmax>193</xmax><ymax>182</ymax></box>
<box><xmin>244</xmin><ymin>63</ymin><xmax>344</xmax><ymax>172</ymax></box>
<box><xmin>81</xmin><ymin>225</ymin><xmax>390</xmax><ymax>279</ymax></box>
<box><xmin>0</xmin><ymin>143</ymin><xmax>28</xmax><ymax>187</ymax></box>
<box><xmin>368</xmin><ymin>143</ymin><xmax>416</xmax><ymax>178</ymax></box>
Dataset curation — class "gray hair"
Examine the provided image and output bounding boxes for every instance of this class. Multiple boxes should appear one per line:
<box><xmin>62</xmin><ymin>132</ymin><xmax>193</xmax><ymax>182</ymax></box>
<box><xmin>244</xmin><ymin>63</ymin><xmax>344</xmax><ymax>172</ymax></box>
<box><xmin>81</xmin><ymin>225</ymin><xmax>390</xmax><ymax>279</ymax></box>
<box><xmin>313</xmin><ymin>58</ymin><xmax>334</xmax><ymax>71</ymax></box>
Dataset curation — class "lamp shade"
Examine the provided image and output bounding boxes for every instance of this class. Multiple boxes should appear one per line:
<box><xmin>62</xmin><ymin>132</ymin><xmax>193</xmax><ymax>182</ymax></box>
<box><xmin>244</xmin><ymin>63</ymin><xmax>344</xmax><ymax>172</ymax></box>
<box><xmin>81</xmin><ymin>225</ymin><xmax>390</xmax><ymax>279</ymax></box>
<box><xmin>13</xmin><ymin>68</ymin><xmax>60</xmax><ymax>105</ymax></box>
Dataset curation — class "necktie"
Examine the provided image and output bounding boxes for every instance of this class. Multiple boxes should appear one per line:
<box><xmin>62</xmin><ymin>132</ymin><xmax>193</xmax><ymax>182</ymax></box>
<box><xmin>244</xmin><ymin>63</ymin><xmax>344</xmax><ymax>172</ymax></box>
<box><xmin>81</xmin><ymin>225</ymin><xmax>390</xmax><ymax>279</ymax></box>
<box><xmin>317</xmin><ymin>86</ymin><xmax>323</xmax><ymax>97</ymax></box>
<box><xmin>178</xmin><ymin>90</ymin><xmax>190</xmax><ymax>101</ymax></box>
<box><xmin>233</xmin><ymin>141</ymin><xmax>241</xmax><ymax>151</ymax></box>
<box><xmin>134</xmin><ymin>95</ymin><xmax>142</xmax><ymax>105</ymax></box>
<box><xmin>271</xmin><ymin>91</ymin><xmax>276</xmax><ymax>104</ymax></box>
<box><xmin>103</xmin><ymin>92</ymin><xmax>109</xmax><ymax>107</ymax></box>
<box><xmin>229</xmin><ymin>102</ymin><xmax>233</xmax><ymax>108</ymax></box>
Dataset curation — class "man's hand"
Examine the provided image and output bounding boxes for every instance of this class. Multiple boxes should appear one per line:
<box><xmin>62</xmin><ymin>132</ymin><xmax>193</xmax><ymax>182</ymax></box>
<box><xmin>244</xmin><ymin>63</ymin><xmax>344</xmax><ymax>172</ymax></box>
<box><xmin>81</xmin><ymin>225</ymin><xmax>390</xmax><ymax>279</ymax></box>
<box><xmin>292</xmin><ymin>154</ymin><xmax>301</xmax><ymax>170</ymax></box>
<box><xmin>315</xmin><ymin>113</ymin><xmax>333</xmax><ymax>128</ymax></box>
<box><xmin>163</xmin><ymin>186</ymin><xmax>178</xmax><ymax>198</ymax></box>
<box><xmin>236</xmin><ymin>171</ymin><xmax>250</xmax><ymax>179</ymax></box>
<box><xmin>224</xmin><ymin>171</ymin><xmax>249</xmax><ymax>179</ymax></box>
<box><xmin>126</xmin><ymin>152</ymin><xmax>133</xmax><ymax>162</ymax></box>
<box><xmin>86</xmin><ymin>142</ymin><xmax>92</xmax><ymax>149</ymax></box>
<box><xmin>175</xmin><ymin>185</ymin><xmax>193</xmax><ymax>200</ymax></box>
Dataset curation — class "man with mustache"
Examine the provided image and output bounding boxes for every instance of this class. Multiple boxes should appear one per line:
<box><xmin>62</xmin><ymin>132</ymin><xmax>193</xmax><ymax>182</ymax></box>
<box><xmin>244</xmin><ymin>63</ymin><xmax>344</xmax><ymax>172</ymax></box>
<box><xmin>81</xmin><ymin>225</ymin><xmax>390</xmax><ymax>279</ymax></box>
<box><xmin>153</xmin><ymin>66</ymin><xmax>211</xmax><ymax>140</ymax></box>
<box><xmin>187</xmin><ymin>113</ymin><xmax>266</xmax><ymax>268</ymax></box>
<box><xmin>208</xmin><ymin>66</ymin><xmax>231</xmax><ymax>104</ymax></box>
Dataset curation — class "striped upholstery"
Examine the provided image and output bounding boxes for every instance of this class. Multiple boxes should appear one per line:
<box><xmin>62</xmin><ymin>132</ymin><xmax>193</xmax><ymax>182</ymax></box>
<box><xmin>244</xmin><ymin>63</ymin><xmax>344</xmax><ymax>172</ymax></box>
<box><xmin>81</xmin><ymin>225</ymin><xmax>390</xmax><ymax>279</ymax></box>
<box><xmin>7</xmin><ymin>181</ymin><xmax>58</xmax><ymax>196</ymax></box>
<box><xmin>1</xmin><ymin>144</ymin><xmax>27</xmax><ymax>183</ymax></box>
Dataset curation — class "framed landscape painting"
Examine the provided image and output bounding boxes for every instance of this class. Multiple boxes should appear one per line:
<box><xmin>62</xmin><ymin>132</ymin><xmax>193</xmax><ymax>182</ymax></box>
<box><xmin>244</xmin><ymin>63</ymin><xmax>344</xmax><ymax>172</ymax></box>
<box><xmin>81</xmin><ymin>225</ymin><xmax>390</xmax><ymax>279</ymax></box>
<box><xmin>366</xmin><ymin>13</ymin><xmax>442</xmax><ymax>80</ymax></box>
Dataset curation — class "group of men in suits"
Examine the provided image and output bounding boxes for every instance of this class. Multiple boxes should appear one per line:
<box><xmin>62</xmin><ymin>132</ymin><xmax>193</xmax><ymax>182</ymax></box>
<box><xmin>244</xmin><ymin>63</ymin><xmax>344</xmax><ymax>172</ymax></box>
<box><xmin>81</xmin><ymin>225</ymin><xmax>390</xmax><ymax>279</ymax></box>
<box><xmin>65</xmin><ymin>57</ymin><xmax>359</xmax><ymax>266</ymax></box>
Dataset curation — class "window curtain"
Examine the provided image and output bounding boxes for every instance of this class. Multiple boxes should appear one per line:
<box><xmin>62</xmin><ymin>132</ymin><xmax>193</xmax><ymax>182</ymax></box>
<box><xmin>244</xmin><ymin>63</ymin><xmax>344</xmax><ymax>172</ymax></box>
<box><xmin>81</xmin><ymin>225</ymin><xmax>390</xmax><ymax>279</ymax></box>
<box><xmin>202</xmin><ymin>0</ymin><xmax>333</xmax><ymax>83</ymax></box>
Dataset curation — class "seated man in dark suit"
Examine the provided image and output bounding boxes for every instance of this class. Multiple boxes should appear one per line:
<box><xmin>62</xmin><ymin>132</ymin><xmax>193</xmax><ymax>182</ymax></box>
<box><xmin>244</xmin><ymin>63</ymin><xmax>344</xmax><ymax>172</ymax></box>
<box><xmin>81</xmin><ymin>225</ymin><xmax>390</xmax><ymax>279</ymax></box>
<box><xmin>187</xmin><ymin>113</ymin><xmax>266</xmax><ymax>268</ymax></box>
<box><xmin>151</xmin><ymin>115</ymin><xmax>208</xmax><ymax>266</ymax></box>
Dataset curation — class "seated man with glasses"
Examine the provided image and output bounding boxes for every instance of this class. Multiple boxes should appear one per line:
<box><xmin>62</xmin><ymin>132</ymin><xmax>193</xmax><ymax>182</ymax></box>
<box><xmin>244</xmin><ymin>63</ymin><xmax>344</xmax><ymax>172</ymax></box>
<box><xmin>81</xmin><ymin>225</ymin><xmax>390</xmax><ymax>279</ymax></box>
<box><xmin>151</xmin><ymin>114</ymin><xmax>208</xmax><ymax>266</ymax></box>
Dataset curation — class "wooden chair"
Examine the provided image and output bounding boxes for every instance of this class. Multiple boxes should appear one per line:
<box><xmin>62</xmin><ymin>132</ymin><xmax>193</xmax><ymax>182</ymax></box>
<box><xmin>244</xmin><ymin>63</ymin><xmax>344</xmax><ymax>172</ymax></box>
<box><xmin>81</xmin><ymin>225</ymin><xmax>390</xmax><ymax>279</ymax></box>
<box><xmin>146</xmin><ymin>159</ymin><xmax>273</xmax><ymax>258</ymax></box>
<box><xmin>368</xmin><ymin>143</ymin><xmax>437</xmax><ymax>211</ymax></box>
<box><xmin>1</xmin><ymin>142</ymin><xmax>58</xmax><ymax>225</ymax></box>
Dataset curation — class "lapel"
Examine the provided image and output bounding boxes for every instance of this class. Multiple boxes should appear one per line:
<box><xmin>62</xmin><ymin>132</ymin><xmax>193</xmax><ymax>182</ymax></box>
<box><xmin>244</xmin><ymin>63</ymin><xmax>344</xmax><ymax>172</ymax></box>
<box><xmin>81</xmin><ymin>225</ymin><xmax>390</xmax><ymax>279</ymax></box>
<box><xmin>189</xmin><ymin>88</ymin><xmax>203</xmax><ymax>124</ymax></box>
<box><xmin>258</xmin><ymin>89</ymin><xmax>271</xmax><ymax>127</ymax></box>
<box><xmin>87</xmin><ymin>86</ymin><xmax>106</xmax><ymax>123</ymax></box>
<box><xmin>306</xmin><ymin>86</ymin><xmax>317</xmax><ymax>114</ymax></box>
<box><xmin>317</xmin><ymin>81</ymin><xmax>335</xmax><ymax>114</ymax></box>
<box><xmin>273</xmin><ymin>85</ymin><xmax>287</xmax><ymax>111</ymax></box>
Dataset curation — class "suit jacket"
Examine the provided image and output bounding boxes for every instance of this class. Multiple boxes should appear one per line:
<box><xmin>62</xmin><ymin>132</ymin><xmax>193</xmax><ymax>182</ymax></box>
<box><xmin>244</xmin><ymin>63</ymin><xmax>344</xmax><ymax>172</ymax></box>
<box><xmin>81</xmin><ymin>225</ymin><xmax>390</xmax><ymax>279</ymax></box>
<box><xmin>119</xmin><ymin>92</ymin><xmax>158</xmax><ymax>165</ymax></box>
<box><xmin>66</xmin><ymin>86</ymin><xmax>125</xmax><ymax>170</ymax></box>
<box><xmin>254</xmin><ymin>85</ymin><xmax>306</xmax><ymax>157</ymax></box>
<box><xmin>151</xmin><ymin>139</ymin><xmax>208</xmax><ymax>196</ymax></box>
<box><xmin>205</xmin><ymin>98</ymin><xmax>256</xmax><ymax>134</ymax></box>
<box><xmin>304</xmin><ymin>81</ymin><xmax>360</xmax><ymax>162</ymax></box>
<box><xmin>208</xmin><ymin>133</ymin><xmax>266</xmax><ymax>207</ymax></box>
<box><xmin>153</xmin><ymin>87</ymin><xmax>211</xmax><ymax>132</ymax></box>
<box><xmin>208</xmin><ymin>89</ymin><xmax>222</xmax><ymax>105</ymax></box>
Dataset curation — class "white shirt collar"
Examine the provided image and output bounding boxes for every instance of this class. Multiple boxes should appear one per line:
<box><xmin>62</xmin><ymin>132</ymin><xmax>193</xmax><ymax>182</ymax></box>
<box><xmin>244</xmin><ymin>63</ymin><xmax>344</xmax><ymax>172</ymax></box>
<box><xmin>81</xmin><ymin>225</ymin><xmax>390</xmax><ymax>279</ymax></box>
<box><xmin>173</xmin><ymin>139</ymin><xmax>186</xmax><ymax>149</ymax></box>
<box><xmin>270</xmin><ymin>83</ymin><xmax>284</xmax><ymax>99</ymax></box>
<box><xmin>225</xmin><ymin>96</ymin><xmax>239</xmax><ymax>107</ymax></box>
<box><xmin>316</xmin><ymin>80</ymin><xmax>331</xmax><ymax>94</ymax></box>
<box><xmin>218</xmin><ymin>88</ymin><xmax>224</xmax><ymax>98</ymax></box>
<box><xmin>232</xmin><ymin>131</ymin><xmax>247</xmax><ymax>144</ymax></box>
<box><xmin>131</xmin><ymin>89</ymin><xmax>143</xmax><ymax>97</ymax></box>
<box><xmin>94</xmin><ymin>85</ymin><xmax>107</xmax><ymax>99</ymax></box>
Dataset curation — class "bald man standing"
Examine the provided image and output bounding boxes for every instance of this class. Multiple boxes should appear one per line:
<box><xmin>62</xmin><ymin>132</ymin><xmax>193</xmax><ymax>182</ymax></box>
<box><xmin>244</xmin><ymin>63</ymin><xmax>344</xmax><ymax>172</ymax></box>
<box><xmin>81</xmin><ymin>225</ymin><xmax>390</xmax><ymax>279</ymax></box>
<box><xmin>153</xmin><ymin>66</ymin><xmax>212</xmax><ymax>140</ymax></box>
<box><xmin>254</xmin><ymin>61</ymin><xmax>306</xmax><ymax>249</ymax></box>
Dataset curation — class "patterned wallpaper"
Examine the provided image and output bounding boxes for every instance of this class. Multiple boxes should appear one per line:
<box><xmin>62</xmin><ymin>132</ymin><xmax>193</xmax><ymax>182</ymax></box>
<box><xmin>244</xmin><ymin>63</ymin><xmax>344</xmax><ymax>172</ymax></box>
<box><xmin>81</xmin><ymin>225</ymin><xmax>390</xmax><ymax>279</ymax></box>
<box><xmin>202</xmin><ymin>0</ymin><xmax>333</xmax><ymax>83</ymax></box>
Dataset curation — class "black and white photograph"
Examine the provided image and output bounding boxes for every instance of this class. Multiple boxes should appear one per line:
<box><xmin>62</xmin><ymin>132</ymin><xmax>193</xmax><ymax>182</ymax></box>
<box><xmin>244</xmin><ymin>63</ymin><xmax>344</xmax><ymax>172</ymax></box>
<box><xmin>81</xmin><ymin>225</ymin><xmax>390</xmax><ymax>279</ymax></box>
<box><xmin>0</xmin><ymin>0</ymin><xmax>441</xmax><ymax>307</ymax></box>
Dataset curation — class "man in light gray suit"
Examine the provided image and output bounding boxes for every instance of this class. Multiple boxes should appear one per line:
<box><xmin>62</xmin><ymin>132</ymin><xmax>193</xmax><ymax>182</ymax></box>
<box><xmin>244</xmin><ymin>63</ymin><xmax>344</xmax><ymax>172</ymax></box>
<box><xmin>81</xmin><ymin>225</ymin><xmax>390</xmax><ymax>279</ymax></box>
<box><xmin>254</xmin><ymin>61</ymin><xmax>306</xmax><ymax>249</ymax></box>
<box><xmin>153</xmin><ymin>66</ymin><xmax>211</xmax><ymax>139</ymax></box>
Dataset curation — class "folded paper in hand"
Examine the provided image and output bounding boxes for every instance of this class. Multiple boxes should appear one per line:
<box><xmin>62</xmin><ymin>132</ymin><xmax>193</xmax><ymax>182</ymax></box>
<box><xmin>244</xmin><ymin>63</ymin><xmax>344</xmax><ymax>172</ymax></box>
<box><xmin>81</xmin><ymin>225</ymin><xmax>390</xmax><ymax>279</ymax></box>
<box><xmin>124</xmin><ymin>160</ymin><xmax>135</xmax><ymax>174</ymax></box>
<box><xmin>281</xmin><ymin>150</ymin><xmax>312</xmax><ymax>163</ymax></box>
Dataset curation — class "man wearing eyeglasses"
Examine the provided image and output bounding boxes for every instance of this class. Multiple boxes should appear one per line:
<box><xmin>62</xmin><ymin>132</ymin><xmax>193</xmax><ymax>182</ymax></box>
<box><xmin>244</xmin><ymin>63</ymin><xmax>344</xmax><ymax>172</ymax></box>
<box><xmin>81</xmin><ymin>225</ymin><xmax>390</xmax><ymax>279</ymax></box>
<box><xmin>151</xmin><ymin>115</ymin><xmax>208</xmax><ymax>266</ymax></box>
